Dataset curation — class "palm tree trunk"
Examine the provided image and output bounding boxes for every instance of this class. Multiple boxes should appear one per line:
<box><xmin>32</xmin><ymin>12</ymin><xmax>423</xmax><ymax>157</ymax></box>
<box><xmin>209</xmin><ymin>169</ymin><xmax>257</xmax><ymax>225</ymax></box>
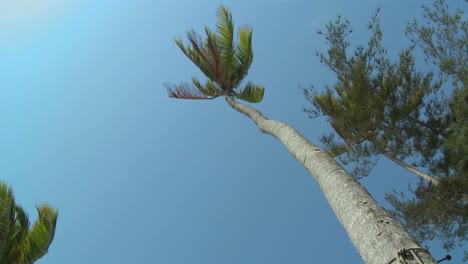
<box><xmin>225</xmin><ymin>96</ymin><xmax>437</xmax><ymax>264</ymax></box>
<box><xmin>383</xmin><ymin>153</ymin><xmax>439</xmax><ymax>186</ymax></box>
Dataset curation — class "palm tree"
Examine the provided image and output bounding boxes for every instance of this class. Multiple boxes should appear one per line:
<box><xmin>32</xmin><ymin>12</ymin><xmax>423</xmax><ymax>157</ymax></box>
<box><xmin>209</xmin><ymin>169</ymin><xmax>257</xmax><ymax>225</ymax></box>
<box><xmin>166</xmin><ymin>6</ymin><xmax>438</xmax><ymax>264</ymax></box>
<box><xmin>0</xmin><ymin>181</ymin><xmax>58</xmax><ymax>264</ymax></box>
<box><xmin>164</xmin><ymin>6</ymin><xmax>264</xmax><ymax>103</ymax></box>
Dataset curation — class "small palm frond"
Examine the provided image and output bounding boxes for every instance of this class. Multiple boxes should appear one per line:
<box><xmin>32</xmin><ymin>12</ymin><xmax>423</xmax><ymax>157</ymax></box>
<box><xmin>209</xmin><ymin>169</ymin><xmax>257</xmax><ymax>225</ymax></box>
<box><xmin>21</xmin><ymin>205</ymin><xmax>58</xmax><ymax>264</ymax></box>
<box><xmin>233</xmin><ymin>27</ymin><xmax>253</xmax><ymax>85</ymax></box>
<box><xmin>175</xmin><ymin>32</ymin><xmax>216</xmax><ymax>81</ymax></box>
<box><xmin>11</xmin><ymin>205</ymin><xmax>29</xmax><ymax>248</ymax></box>
<box><xmin>1</xmin><ymin>206</ymin><xmax>29</xmax><ymax>263</ymax></box>
<box><xmin>165</xmin><ymin>82</ymin><xmax>211</xmax><ymax>100</ymax></box>
<box><xmin>235</xmin><ymin>83</ymin><xmax>264</xmax><ymax>103</ymax></box>
<box><xmin>204</xmin><ymin>27</ymin><xmax>225</xmax><ymax>83</ymax></box>
<box><xmin>192</xmin><ymin>78</ymin><xmax>223</xmax><ymax>98</ymax></box>
<box><xmin>165</xmin><ymin>82</ymin><xmax>223</xmax><ymax>100</ymax></box>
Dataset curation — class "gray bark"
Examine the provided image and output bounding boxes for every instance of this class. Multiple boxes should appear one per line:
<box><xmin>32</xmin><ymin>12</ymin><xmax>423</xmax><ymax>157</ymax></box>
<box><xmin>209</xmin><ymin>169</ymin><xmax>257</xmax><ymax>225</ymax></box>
<box><xmin>383</xmin><ymin>153</ymin><xmax>439</xmax><ymax>186</ymax></box>
<box><xmin>226</xmin><ymin>96</ymin><xmax>437</xmax><ymax>264</ymax></box>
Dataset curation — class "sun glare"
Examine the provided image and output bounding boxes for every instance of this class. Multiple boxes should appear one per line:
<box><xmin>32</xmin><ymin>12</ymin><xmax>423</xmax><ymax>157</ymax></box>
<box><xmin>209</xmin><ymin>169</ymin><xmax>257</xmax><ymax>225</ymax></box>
<box><xmin>0</xmin><ymin>0</ymin><xmax>73</xmax><ymax>40</ymax></box>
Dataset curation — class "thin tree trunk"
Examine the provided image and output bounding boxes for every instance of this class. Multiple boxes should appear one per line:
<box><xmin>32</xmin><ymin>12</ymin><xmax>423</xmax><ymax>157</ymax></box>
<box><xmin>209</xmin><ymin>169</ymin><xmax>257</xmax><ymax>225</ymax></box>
<box><xmin>383</xmin><ymin>153</ymin><xmax>439</xmax><ymax>186</ymax></box>
<box><xmin>226</xmin><ymin>96</ymin><xmax>437</xmax><ymax>264</ymax></box>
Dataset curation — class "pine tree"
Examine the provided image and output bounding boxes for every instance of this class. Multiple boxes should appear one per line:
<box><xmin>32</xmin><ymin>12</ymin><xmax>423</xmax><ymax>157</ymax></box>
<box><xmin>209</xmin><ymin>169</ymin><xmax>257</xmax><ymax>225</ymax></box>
<box><xmin>303</xmin><ymin>0</ymin><xmax>467</xmax><ymax>259</ymax></box>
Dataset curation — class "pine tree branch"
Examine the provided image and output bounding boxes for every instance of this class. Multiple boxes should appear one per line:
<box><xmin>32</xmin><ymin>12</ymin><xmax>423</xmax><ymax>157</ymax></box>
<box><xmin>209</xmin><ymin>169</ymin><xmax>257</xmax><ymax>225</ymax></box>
<box><xmin>383</xmin><ymin>153</ymin><xmax>439</xmax><ymax>185</ymax></box>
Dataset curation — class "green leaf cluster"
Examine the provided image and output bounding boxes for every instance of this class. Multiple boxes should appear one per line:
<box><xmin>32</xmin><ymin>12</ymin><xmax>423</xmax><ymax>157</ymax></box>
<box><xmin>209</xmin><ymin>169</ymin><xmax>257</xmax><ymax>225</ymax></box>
<box><xmin>0</xmin><ymin>181</ymin><xmax>58</xmax><ymax>264</ymax></box>
<box><xmin>306</xmin><ymin>0</ymin><xmax>467</xmax><ymax>258</ymax></box>
<box><xmin>407</xmin><ymin>0</ymin><xmax>468</xmax><ymax>87</ymax></box>
<box><xmin>165</xmin><ymin>6</ymin><xmax>264</xmax><ymax>103</ymax></box>
<box><xmin>386</xmin><ymin>173</ymin><xmax>467</xmax><ymax>256</ymax></box>
<box><xmin>304</xmin><ymin>10</ymin><xmax>443</xmax><ymax>178</ymax></box>
<box><xmin>387</xmin><ymin>1</ymin><xmax>467</xmax><ymax>258</ymax></box>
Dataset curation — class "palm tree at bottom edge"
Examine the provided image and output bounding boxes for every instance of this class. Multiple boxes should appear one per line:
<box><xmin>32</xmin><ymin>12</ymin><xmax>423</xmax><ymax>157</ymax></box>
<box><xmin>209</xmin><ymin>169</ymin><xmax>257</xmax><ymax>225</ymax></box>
<box><xmin>0</xmin><ymin>181</ymin><xmax>58</xmax><ymax>264</ymax></box>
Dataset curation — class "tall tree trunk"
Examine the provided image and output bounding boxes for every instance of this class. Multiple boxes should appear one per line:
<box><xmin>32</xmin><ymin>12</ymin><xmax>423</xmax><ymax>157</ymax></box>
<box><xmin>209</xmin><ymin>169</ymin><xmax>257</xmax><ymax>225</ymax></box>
<box><xmin>383</xmin><ymin>153</ymin><xmax>439</xmax><ymax>186</ymax></box>
<box><xmin>226</xmin><ymin>96</ymin><xmax>437</xmax><ymax>264</ymax></box>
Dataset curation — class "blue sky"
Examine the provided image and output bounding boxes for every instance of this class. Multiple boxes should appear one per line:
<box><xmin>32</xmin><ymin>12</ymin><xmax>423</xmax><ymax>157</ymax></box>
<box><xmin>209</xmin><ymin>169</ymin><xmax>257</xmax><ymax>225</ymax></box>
<box><xmin>0</xmin><ymin>0</ymin><xmax>466</xmax><ymax>263</ymax></box>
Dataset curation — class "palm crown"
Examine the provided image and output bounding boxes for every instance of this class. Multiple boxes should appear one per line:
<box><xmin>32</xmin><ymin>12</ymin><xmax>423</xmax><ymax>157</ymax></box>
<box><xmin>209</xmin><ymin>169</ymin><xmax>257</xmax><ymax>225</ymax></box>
<box><xmin>0</xmin><ymin>181</ymin><xmax>58</xmax><ymax>264</ymax></box>
<box><xmin>165</xmin><ymin>6</ymin><xmax>264</xmax><ymax>103</ymax></box>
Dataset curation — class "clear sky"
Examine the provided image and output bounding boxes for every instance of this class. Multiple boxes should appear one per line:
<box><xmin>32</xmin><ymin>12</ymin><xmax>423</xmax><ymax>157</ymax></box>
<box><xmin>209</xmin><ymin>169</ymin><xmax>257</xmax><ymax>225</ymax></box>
<box><xmin>0</xmin><ymin>0</ymin><xmax>466</xmax><ymax>263</ymax></box>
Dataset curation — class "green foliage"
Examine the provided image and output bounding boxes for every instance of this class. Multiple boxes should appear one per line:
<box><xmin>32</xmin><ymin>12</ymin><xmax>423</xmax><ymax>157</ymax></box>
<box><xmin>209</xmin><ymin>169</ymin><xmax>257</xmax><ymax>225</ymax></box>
<box><xmin>406</xmin><ymin>0</ymin><xmax>468</xmax><ymax>87</ymax></box>
<box><xmin>388</xmin><ymin>80</ymin><xmax>468</xmax><ymax>261</ymax></box>
<box><xmin>429</xmin><ymin>85</ymin><xmax>468</xmax><ymax>177</ymax></box>
<box><xmin>388</xmin><ymin>2</ymin><xmax>468</xmax><ymax>258</ymax></box>
<box><xmin>0</xmin><ymin>181</ymin><xmax>58</xmax><ymax>264</ymax></box>
<box><xmin>166</xmin><ymin>5</ymin><xmax>264</xmax><ymax>103</ymax></box>
<box><xmin>235</xmin><ymin>82</ymin><xmax>265</xmax><ymax>103</ymax></box>
<box><xmin>303</xmin><ymin>10</ymin><xmax>443</xmax><ymax>178</ymax></box>
<box><xmin>306</xmin><ymin>0</ymin><xmax>467</xmax><ymax>258</ymax></box>
<box><xmin>386</xmin><ymin>173</ymin><xmax>467</xmax><ymax>254</ymax></box>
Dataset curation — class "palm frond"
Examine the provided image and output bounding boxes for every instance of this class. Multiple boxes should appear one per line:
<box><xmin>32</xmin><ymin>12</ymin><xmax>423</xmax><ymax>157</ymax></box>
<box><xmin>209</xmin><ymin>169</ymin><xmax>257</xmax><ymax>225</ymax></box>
<box><xmin>192</xmin><ymin>78</ymin><xmax>223</xmax><ymax>98</ymax></box>
<box><xmin>204</xmin><ymin>26</ymin><xmax>224</xmax><ymax>84</ymax></box>
<box><xmin>216</xmin><ymin>6</ymin><xmax>235</xmax><ymax>86</ymax></box>
<box><xmin>165</xmin><ymin>82</ymin><xmax>211</xmax><ymax>100</ymax></box>
<box><xmin>7</xmin><ymin>205</ymin><xmax>29</xmax><ymax>262</ymax></box>
<box><xmin>235</xmin><ymin>83</ymin><xmax>264</xmax><ymax>103</ymax></box>
<box><xmin>176</xmin><ymin>32</ymin><xmax>214</xmax><ymax>81</ymax></box>
<box><xmin>21</xmin><ymin>205</ymin><xmax>58</xmax><ymax>264</ymax></box>
<box><xmin>0</xmin><ymin>183</ymin><xmax>13</xmax><ymax>260</ymax></box>
<box><xmin>0</xmin><ymin>182</ymin><xmax>58</xmax><ymax>263</ymax></box>
<box><xmin>12</xmin><ymin>205</ymin><xmax>29</xmax><ymax>245</ymax></box>
<box><xmin>234</xmin><ymin>27</ymin><xmax>253</xmax><ymax>85</ymax></box>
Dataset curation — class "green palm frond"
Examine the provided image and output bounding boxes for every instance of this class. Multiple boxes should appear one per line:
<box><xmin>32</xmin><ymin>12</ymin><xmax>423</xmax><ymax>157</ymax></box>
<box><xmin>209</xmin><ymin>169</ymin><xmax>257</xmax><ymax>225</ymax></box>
<box><xmin>235</xmin><ymin>83</ymin><xmax>264</xmax><ymax>103</ymax></box>
<box><xmin>192</xmin><ymin>78</ymin><xmax>223</xmax><ymax>98</ymax></box>
<box><xmin>167</xmin><ymin>5</ymin><xmax>264</xmax><ymax>103</ymax></box>
<box><xmin>233</xmin><ymin>27</ymin><xmax>253</xmax><ymax>85</ymax></box>
<box><xmin>0</xmin><ymin>184</ymin><xmax>13</xmax><ymax>260</ymax></box>
<box><xmin>216</xmin><ymin>6</ymin><xmax>235</xmax><ymax>86</ymax></box>
<box><xmin>175</xmin><ymin>32</ymin><xmax>215</xmax><ymax>81</ymax></box>
<box><xmin>21</xmin><ymin>205</ymin><xmax>58</xmax><ymax>264</ymax></box>
<box><xmin>9</xmin><ymin>206</ymin><xmax>29</xmax><ymax>261</ymax></box>
<box><xmin>0</xmin><ymin>181</ymin><xmax>57</xmax><ymax>264</ymax></box>
<box><xmin>204</xmin><ymin>27</ymin><xmax>225</xmax><ymax>84</ymax></box>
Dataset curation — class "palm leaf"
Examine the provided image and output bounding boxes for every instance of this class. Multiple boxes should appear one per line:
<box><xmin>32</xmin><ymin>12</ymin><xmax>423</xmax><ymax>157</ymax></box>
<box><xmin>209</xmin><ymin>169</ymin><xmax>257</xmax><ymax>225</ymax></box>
<box><xmin>192</xmin><ymin>78</ymin><xmax>223</xmax><ymax>98</ymax></box>
<box><xmin>216</xmin><ymin>6</ymin><xmax>235</xmax><ymax>87</ymax></box>
<box><xmin>203</xmin><ymin>26</ymin><xmax>224</xmax><ymax>84</ymax></box>
<box><xmin>21</xmin><ymin>205</ymin><xmax>58</xmax><ymax>264</ymax></box>
<box><xmin>0</xmin><ymin>183</ymin><xmax>13</xmax><ymax>261</ymax></box>
<box><xmin>165</xmin><ymin>82</ymin><xmax>213</xmax><ymax>100</ymax></box>
<box><xmin>234</xmin><ymin>26</ymin><xmax>253</xmax><ymax>85</ymax></box>
<box><xmin>235</xmin><ymin>83</ymin><xmax>264</xmax><ymax>103</ymax></box>
<box><xmin>9</xmin><ymin>206</ymin><xmax>29</xmax><ymax>262</ymax></box>
<box><xmin>164</xmin><ymin>80</ymin><xmax>222</xmax><ymax>100</ymax></box>
<box><xmin>0</xmin><ymin>182</ymin><xmax>58</xmax><ymax>263</ymax></box>
<box><xmin>176</xmin><ymin>32</ymin><xmax>215</xmax><ymax>81</ymax></box>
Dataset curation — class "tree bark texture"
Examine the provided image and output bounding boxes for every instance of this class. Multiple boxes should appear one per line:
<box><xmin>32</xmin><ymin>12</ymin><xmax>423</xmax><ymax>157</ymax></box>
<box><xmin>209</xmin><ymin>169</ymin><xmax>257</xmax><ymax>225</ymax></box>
<box><xmin>226</xmin><ymin>96</ymin><xmax>437</xmax><ymax>264</ymax></box>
